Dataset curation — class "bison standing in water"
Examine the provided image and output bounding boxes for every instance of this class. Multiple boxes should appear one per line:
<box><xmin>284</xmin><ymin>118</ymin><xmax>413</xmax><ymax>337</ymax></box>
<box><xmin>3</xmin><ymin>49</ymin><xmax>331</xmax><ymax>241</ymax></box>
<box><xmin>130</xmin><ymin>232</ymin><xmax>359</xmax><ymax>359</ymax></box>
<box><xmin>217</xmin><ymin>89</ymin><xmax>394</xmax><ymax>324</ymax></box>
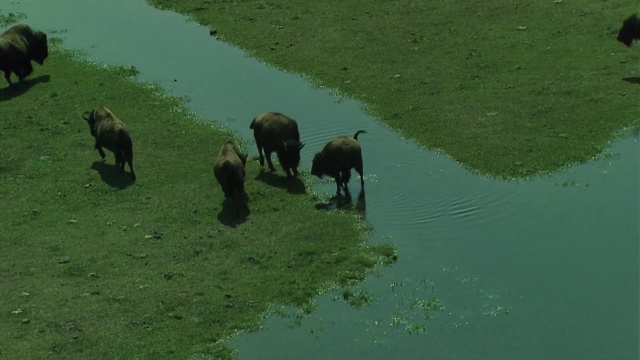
<box><xmin>0</xmin><ymin>23</ymin><xmax>48</xmax><ymax>87</ymax></box>
<box><xmin>311</xmin><ymin>130</ymin><xmax>366</xmax><ymax>197</ymax></box>
<box><xmin>250</xmin><ymin>112</ymin><xmax>305</xmax><ymax>178</ymax></box>
<box><xmin>617</xmin><ymin>14</ymin><xmax>640</xmax><ymax>47</ymax></box>
<box><xmin>83</xmin><ymin>106</ymin><xmax>136</xmax><ymax>181</ymax></box>
<box><xmin>214</xmin><ymin>140</ymin><xmax>249</xmax><ymax>215</ymax></box>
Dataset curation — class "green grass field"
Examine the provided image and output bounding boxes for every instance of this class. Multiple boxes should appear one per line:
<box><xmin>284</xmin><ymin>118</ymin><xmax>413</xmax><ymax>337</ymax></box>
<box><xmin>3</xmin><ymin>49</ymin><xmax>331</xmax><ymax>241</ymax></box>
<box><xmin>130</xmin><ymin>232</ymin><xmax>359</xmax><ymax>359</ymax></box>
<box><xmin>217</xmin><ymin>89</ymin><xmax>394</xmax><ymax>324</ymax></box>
<box><xmin>0</xmin><ymin>44</ymin><xmax>395</xmax><ymax>358</ymax></box>
<box><xmin>149</xmin><ymin>0</ymin><xmax>640</xmax><ymax>178</ymax></box>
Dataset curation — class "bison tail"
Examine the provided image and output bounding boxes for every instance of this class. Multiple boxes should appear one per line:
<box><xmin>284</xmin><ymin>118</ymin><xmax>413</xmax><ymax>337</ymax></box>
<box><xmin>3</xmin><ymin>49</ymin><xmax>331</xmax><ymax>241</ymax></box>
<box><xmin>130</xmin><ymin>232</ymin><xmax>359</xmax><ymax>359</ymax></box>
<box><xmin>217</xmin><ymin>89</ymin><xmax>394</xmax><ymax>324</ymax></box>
<box><xmin>249</xmin><ymin>118</ymin><xmax>256</xmax><ymax>129</ymax></box>
<box><xmin>353</xmin><ymin>130</ymin><xmax>367</xmax><ymax>140</ymax></box>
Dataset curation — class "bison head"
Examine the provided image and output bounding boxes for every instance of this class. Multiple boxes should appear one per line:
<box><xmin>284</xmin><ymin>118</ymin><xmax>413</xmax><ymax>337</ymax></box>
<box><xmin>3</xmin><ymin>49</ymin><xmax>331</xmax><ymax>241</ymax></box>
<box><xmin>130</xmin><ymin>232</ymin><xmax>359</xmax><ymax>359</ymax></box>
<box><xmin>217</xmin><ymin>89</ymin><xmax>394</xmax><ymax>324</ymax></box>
<box><xmin>82</xmin><ymin>110</ymin><xmax>97</xmax><ymax>137</ymax></box>
<box><xmin>617</xmin><ymin>14</ymin><xmax>640</xmax><ymax>47</ymax></box>
<box><xmin>279</xmin><ymin>139</ymin><xmax>304</xmax><ymax>168</ymax></box>
<box><xmin>311</xmin><ymin>152</ymin><xmax>324</xmax><ymax>179</ymax></box>
<box><xmin>31</xmin><ymin>31</ymin><xmax>48</xmax><ymax>65</ymax></box>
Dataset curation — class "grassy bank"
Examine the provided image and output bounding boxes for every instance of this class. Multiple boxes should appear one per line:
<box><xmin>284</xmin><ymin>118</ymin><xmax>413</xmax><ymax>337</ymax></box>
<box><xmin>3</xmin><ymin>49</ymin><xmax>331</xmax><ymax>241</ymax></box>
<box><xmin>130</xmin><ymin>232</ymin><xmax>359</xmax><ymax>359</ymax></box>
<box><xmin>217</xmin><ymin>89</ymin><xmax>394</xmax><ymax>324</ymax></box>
<box><xmin>148</xmin><ymin>0</ymin><xmax>639</xmax><ymax>178</ymax></box>
<box><xmin>0</xmin><ymin>44</ymin><xmax>394</xmax><ymax>358</ymax></box>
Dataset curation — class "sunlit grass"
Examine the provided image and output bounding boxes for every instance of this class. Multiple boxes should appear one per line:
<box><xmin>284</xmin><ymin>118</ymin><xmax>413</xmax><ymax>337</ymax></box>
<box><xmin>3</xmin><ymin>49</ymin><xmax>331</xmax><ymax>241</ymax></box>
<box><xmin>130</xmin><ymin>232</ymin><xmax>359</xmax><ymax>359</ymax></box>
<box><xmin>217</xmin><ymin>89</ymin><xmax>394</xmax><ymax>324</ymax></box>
<box><xmin>0</xmin><ymin>46</ymin><xmax>395</xmax><ymax>359</ymax></box>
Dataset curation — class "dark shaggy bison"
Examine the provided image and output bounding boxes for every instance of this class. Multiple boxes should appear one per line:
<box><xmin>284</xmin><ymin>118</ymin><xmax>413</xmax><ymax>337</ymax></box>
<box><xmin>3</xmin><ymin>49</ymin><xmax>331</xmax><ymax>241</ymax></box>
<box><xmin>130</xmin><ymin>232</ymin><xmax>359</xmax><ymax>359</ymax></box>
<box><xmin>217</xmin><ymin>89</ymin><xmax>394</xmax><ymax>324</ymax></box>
<box><xmin>214</xmin><ymin>140</ymin><xmax>249</xmax><ymax>214</ymax></box>
<box><xmin>0</xmin><ymin>23</ymin><xmax>48</xmax><ymax>87</ymax></box>
<box><xmin>311</xmin><ymin>130</ymin><xmax>366</xmax><ymax>197</ymax></box>
<box><xmin>250</xmin><ymin>112</ymin><xmax>305</xmax><ymax>178</ymax></box>
<box><xmin>83</xmin><ymin>106</ymin><xmax>136</xmax><ymax>181</ymax></box>
<box><xmin>617</xmin><ymin>14</ymin><xmax>640</xmax><ymax>47</ymax></box>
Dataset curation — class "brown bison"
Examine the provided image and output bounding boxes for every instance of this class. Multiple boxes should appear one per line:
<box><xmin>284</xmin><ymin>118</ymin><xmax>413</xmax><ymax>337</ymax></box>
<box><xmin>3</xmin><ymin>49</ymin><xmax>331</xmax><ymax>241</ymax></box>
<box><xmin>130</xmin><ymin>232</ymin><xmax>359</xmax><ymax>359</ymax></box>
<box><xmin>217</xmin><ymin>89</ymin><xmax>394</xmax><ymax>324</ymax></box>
<box><xmin>250</xmin><ymin>112</ymin><xmax>305</xmax><ymax>178</ymax></box>
<box><xmin>311</xmin><ymin>130</ymin><xmax>366</xmax><ymax>197</ymax></box>
<box><xmin>82</xmin><ymin>106</ymin><xmax>136</xmax><ymax>181</ymax></box>
<box><xmin>0</xmin><ymin>24</ymin><xmax>48</xmax><ymax>87</ymax></box>
<box><xmin>617</xmin><ymin>14</ymin><xmax>640</xmax><ymax>47</ymax></box>
<box><xmin>214</xmin><ymin>140</ymin><xmax>249</xmax><ymax>214</ymax></box>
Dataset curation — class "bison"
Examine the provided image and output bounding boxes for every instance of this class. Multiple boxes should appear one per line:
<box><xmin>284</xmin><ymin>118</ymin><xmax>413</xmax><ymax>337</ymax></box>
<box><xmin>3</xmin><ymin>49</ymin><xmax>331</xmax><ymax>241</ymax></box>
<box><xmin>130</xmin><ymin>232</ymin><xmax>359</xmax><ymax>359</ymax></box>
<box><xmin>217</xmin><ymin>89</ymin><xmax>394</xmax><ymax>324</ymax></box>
<box><xmin>0</xmin><ymin>23</ymin><xmax>48</xmax><ymax>87</ymax></box>
<box><xmin>214</xmin><ymin>140</ymin><xmax>249</xmax><ymax>214</ymax></box>
<box><xmin>311</xmin><ymin>130</ymin><xmax>366</xmax><ymax>197</ymax></box>
<box><xmin>617</xmin><ymin>14</ymin><xmax>640</xmax><ymax>47</ymax></box>
<box><xmin>250</xmin><ymin>112</ymin><xmax>305</xmax><ymax>178</ymax></box>
<box><xmin>82</xmin><ymin>106</ymin><xmax>136</xmax><ymax>181</ymax></box>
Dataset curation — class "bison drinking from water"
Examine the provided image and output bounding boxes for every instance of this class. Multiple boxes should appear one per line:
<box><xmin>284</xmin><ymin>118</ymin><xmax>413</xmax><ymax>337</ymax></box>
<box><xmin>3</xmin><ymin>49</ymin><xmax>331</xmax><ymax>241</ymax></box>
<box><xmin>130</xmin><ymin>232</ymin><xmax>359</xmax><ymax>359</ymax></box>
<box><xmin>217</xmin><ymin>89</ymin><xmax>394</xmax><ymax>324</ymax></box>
<box><xmin>250</xmin><ymin>112</ymin><xmax>305</xmax><ymax>178</ymax></box>
<box><xmin>0</xmin><ymin>24</ymin><xmax>48</xmax><ymax>87</ymax></box>
<box><xmin>83</xmin><ymin>106</ymin><xmax>136</xmax><ymax>181</ymax></box>
<box><xmin>311</xmin><ymin>130</ymin><xmax>366</xmax><ymax>197</ymax></box>
<box><xmin>214</xmin><ymin>140</ymin><xmax>249</xmax><ymax>214</ymax></box>
<box><xmin>617</xmin><ymin>14</ymin><xmax>640</xmax><ymax>47</ymax></box>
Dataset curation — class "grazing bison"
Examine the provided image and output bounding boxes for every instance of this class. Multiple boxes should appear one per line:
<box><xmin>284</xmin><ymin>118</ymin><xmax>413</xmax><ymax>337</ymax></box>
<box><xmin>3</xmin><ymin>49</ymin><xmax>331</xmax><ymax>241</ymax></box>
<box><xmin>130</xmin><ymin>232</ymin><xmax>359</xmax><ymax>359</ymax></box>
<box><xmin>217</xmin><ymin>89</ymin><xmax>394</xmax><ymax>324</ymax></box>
<box><xmin>214</xmin><ymin>140</ymin><xmax>249</xmax><ymax>214</ymax></box>
<box><xmin>617</xmin><ymin>14</ymin><xmax>640</xmax><ymax>47</ymax></box>
<box><xmin>311</xmin><ymin>130</ymin><xmax>366</xmax><ymax>197</ymax></box>
<box><xmin>250</xmin><ymin>112</ymin><xmax>305</xmax><ymax>178</ymax></box>
<box><xmin>82</xmin><ymin>106</ymin><xmax>136</xmax><ymax>181</ymax></box>
<box><xmin>0</xmin><ymin>24</ymin><xmax>48</xmax><ymax>87</ymax></box>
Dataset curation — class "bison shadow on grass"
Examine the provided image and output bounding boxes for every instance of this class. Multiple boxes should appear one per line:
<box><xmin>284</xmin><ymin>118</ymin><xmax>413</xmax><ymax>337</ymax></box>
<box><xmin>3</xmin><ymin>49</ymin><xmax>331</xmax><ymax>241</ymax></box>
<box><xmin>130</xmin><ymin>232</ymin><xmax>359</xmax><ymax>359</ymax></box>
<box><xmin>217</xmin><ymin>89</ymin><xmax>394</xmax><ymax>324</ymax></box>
<box><xmin>0</xmin><ymin>74</ymin><xmax>49</xmax><ymax>101</ymax></box>
<box><xmin>255</xmin><ymin>168</ymin><xmax>306</xmax><ymax>195</ymax></box>
<box><xmin>216</xmin><ymin>198</ymin><xmax>249</xmax><ymax>227</ymax></box>
<box><xmin>616</xmin><ymin>14</ymin><xmax>640</xmax><ymax>47</ymax></box>
<box><xmin>623</xmin><ymin>77</ymin><xmax>640</xmax><ymax>85</ymax></box>
<box><xmin>90</xmin><ymin>160</ymin><xmax>135</xmax><ymax>189</ymax></box>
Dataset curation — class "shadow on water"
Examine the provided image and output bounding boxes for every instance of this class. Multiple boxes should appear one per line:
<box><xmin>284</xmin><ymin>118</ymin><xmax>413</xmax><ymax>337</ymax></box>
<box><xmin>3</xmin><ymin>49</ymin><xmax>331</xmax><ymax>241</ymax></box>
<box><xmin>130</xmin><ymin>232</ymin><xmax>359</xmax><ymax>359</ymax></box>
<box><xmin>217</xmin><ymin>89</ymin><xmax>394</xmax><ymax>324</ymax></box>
<box><xmin>622</xmin><ymin>76</ymin><xmax>640</xmax><ymax>85</ymax></box>
<box><xmin>315</xmin><ymin>188</ymin><xmax>366</xmax><ymax>216</ymax></box>
<box><xmin>90</xmin><ymin>160</ymin><xmax>134</xmax><ymax>189</ymax></box>
<box><xmin>255</xmin><ymin>169</ymin><xmax>306</xmax><ymax>194</ymax></box>
<box><xmin>216</xmin><ymin>198</ymin><xmax>249</xmax><ymax>227</ymax></box>
<box><xmin>0</xmin><ymin>74</ymin><xmax>51</xmax><ymax>101</ymax></box>
<box><xmin>7</xmin><ymin>1</ymin><xmax>637</xmax><ymax>359</ymax></box>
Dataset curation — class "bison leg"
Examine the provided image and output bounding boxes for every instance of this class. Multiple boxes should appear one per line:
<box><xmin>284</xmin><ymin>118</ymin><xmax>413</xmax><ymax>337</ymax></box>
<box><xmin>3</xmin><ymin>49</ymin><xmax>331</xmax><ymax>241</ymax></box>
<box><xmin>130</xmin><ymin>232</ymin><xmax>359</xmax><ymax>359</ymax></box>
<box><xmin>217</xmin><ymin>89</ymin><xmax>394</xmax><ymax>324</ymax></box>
<box><xmin>264</xmin><ymin>149</ymin><xmax>277</xmax><ymax>172</ymax></box>
<box><xmin>341</xmin><ymin>170</ymin><xmax>353</xmax><ymax>197</ymax></box>
<box><xmin>284</xmin><ymin>167</ymin><xmax>293</xmax><ymax>178</ymax></box>
<box><xmin>127</xmin><ymin>154</ymin><xmax>136</xmax><ymax>181</ymax></box>
<box><xmin>256</xmin><ymin>143</ymin><xmax>265</xmax><ymax>167</ymax></box>
<box><xmin>4</xmin><ymin>69</ymin><xmax>13</xmax><ymax>86</ymax></box>
<box><xmin>334</xmin><ymin>176</ymin><xmax>345</xmax><ymax>197</ymax></box>
<box><xmin>115</xmin><ymin>153</ymin><xmax>125</xmax><ymax>172</ymax></box>
<box><xmin>95</xmin><ymin>142</ymin><xmax>106</xmax><ymax>160</ymax></box>
<box><xmin>342</xmin><ymin>181</ymin><xmax>351</xmax><ymax>198</ymax></box>
<box><xmin>354</xmin><ymin>164</ymin><xmax>364</xmax><ymax>187</ymax></box>
<box><xmin>17</xmin><ymin>61</ymin><xmax>33</xmax><ymax>81</ymax></box>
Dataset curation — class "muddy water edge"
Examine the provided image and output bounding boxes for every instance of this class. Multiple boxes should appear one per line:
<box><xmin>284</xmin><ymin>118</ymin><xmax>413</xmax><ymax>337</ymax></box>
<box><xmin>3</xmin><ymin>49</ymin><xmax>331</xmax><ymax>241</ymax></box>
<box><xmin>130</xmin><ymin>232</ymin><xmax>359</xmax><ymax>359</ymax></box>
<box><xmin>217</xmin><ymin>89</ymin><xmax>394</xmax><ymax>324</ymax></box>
<box><xmin>2</xmin><ymin>1</ymin><xmax>638</xmax><ymax>359</ymax></box>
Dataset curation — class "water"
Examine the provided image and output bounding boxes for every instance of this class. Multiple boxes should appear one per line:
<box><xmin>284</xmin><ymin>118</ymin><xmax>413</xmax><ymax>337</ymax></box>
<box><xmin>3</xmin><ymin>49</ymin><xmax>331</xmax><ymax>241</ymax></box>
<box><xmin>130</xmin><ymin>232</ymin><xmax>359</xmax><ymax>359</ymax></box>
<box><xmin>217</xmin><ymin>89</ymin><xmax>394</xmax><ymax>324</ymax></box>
<box><xmin>2</xmin><ymin>1</ymin><xmax>638</xmax><ymax>359</ymax></box>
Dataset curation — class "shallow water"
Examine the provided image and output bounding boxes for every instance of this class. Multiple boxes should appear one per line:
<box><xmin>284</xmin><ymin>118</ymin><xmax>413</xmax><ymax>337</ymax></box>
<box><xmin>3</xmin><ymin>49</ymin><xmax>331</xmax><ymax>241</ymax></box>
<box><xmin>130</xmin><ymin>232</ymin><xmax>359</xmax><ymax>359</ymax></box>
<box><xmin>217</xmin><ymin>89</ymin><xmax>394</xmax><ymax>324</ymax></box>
<box><xmin>2</xmin><ymin>1</ymin><xmax>638</xmax><ymax>359</ymax></box>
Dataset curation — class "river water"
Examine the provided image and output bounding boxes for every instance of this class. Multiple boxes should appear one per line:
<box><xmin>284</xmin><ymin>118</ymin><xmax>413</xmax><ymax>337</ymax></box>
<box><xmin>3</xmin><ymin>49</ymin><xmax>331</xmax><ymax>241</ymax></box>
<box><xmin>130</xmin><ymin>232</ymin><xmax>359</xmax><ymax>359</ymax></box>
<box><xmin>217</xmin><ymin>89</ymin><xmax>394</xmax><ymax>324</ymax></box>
<box><xmin>2</xmin><ymin>1</ymin><xmax>638</xmax><ymax>359</ymax></box>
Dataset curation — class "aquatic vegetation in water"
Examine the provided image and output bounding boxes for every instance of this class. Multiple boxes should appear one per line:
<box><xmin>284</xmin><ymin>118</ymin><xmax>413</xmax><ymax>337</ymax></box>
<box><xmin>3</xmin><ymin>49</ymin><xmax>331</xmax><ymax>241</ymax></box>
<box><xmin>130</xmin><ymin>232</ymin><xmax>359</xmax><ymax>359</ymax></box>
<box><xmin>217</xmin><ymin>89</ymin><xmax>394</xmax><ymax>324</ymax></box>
<box><xmin>0</xmin><ymin>12</ymin><xmax>26</xmax><ymax>26</ymax></box>
<box><xmin>340</xmin><ymin>288</ymin><xmax>373</xmax><ymax>308</ymax></box>
<box><xmin>483</xmin><ymin>305</ymin><xmax>510</xmax><ymax>317</ymax></box>
<box><xmin>412</xmin><ymin>297</ymin><xmax>445</xmax><ymax>318</ymax></box>
<box><xmin>111</xmin><ymin>65</ymin><xmax>140</xmax><ymax>77</ymax></box>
